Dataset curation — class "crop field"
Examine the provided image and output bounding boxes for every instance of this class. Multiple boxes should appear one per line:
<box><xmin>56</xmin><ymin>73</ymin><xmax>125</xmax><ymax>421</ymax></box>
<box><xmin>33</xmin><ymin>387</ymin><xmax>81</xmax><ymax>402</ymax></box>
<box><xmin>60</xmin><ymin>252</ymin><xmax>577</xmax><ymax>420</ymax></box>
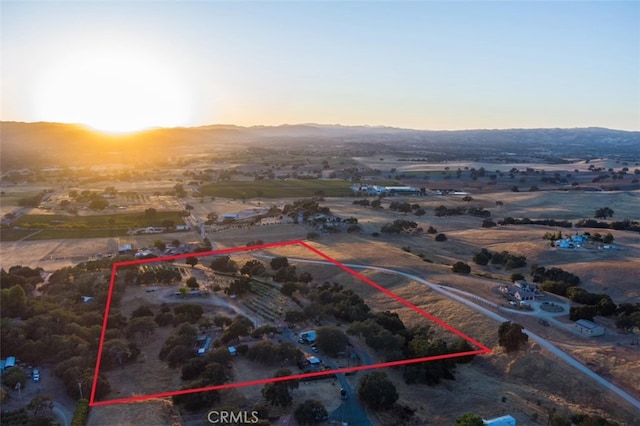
<box><xmin>242</xmin><ymin>280</ymin><xmax>301</xmax><ymax>323</ymax></box>
<box><xmin>12</xmin><ymin>211</ymin><xmax>184</xmax><ymax>229</ymax></box>
<box><xmin>0</xmin><ymin>229</ymin><xmax>38</xmax><ymax>241</ymax></box>
<box><xmin>23</xmin><ymin>228</ymin><xmax>129</xmax><ymax>240</ymax></box>
<box><xmin>199</xmin><ymin>179</ymin><xmax>355</xmax><ymax>198</ymax></box>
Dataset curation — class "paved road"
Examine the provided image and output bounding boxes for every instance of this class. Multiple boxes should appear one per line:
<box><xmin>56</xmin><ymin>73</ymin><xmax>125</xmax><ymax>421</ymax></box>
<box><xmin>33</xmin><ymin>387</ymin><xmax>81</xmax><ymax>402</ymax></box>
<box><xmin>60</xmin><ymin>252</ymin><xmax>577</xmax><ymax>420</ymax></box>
<box><xmin>52</xmin><ymin>402</ymin><xmax>72</xmax><ymax>426</ymax></box>
<box><xmin>279</xmin><ymin>256</ymin><xmax>640</xmax><ymax>413</ymax></box>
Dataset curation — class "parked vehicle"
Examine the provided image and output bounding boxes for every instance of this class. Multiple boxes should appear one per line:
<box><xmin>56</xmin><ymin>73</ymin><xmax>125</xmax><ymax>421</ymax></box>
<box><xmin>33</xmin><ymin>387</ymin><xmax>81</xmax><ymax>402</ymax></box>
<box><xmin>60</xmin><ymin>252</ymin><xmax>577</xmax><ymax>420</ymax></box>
<box><xmin>32</xmin><ymin>369</ymin><xmax>40</xmax><ymax>382</ymax></box>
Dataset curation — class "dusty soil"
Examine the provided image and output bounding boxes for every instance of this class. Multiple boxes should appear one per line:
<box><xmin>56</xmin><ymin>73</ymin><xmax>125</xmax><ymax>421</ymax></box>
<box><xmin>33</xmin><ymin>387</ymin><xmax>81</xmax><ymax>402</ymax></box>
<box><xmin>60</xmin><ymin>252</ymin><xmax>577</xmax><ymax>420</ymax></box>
<box><xmin>4</xmin><ymin>180</ymin><xmax>639</xmax><ymax>424</ymax></box>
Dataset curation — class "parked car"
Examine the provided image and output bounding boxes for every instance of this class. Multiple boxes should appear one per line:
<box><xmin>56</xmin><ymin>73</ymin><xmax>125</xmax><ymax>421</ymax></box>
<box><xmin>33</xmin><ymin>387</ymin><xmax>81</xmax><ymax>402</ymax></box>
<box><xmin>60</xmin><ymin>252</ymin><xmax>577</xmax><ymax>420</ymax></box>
<box><xmin>32</xmin><ymin>369</ymin><xmax>40</xmax><ymax>382</ymax></box>
<box><xmin>340</xmin><ymin>387</ymin><xmax>347</xmax><ymax>400</ymax></box>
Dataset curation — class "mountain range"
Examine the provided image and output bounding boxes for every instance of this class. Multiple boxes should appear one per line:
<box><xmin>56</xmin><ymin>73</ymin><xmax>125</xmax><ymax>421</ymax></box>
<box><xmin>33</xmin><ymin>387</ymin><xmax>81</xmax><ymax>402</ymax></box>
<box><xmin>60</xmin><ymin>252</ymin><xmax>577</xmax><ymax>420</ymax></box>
<box><xmin>1</xmin><ymin>121</ymin><xmax>638</xmax><ymax>169</ymax></box>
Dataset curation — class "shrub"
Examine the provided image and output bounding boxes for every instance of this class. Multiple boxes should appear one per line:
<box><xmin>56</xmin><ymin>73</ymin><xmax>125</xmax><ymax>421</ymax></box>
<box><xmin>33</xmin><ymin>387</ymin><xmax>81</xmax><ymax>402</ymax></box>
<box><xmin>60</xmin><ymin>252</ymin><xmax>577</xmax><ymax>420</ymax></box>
<box><xmin>435</xmin><ymin>233</ymin><xmax>447</xmax><ymax>241</ymax></box>
<box><xmin>71</xmin><ymin>399</ymin><xmax>90</xmax><ymax>426</ymax></box>
<box><xmin>451</xmin><ymin>262</ymin><xmax>471</xmax><ymax>274</ymax></box>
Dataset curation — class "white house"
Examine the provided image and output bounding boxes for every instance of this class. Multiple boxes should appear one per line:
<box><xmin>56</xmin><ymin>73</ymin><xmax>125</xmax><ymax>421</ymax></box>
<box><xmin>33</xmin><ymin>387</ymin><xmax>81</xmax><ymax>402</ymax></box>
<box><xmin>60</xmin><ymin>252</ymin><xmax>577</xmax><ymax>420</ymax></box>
<box><xmin>513</xmin><ymin>282</ymin><xmax>536</xmax><ymax>301</ymax></box>
<box><xmin>574</xmin><ymin>319</ymin><xmax>605</xmax><ymax>337</ymax></box>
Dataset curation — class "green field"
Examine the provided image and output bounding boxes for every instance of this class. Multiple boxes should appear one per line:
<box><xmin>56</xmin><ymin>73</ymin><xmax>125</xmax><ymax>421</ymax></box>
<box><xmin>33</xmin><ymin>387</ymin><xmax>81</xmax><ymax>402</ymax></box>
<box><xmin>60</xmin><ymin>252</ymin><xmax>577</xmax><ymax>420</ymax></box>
<box><xmin>200</xmin><ymin>179</ymin><xmax>356</xmax><ymax>198</ymax></box>
<box><xmin>12</xmin><ymin>211</ymin><xmax>185</xmax><ymax>229</ymax></box>
<box><xmin>0</xmin><ymin>229</ymin><xmax>39</xmax><ymax>242</ymax></box>
<box><xmin>23</xmin><ymin>228</ymin><xmax>130</xmax><ymax>240</ymax></box>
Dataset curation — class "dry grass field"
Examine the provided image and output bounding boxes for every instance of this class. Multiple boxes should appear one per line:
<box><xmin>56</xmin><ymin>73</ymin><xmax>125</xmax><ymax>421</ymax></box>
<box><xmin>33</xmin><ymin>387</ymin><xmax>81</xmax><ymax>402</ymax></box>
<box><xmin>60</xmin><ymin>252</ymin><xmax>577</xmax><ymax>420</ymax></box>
<box><xmin>3</xmin><ymin>170</ymin><xmax>639</xmax><ymax>424</ymax></box>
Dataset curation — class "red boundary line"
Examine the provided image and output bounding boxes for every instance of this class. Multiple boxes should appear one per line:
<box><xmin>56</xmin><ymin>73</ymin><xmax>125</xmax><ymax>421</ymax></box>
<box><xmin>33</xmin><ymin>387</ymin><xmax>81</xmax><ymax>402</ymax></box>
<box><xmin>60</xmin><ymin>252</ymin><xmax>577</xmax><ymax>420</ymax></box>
<box><xmin>90</xmin><ymin>240</ymin><xmax>491</xmax><ymax>407</ymax></box>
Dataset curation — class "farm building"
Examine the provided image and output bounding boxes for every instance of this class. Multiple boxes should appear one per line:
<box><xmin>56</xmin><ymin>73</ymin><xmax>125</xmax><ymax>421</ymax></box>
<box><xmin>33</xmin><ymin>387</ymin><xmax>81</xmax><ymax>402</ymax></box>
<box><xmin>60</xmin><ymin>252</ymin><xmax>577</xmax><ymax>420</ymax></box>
<box><xmin>574</xmin><ymin>319</ymin><xmax>605</xmax><ymax>337</ymax></box>
<box><xmin>483</xmin><ymin>415</ymin><xmax>516</xmax><ymax>425</ymax></box>
<box><xmin>118</xmin><ymin>244</ymin><xmax>133</xmax><ymax>254</ymax></box>
<box><xmin>351</xmin><ymin>184</ymin><xmax>421</xmax><ymax>196</ymax></box>
<box><xmin>142</xmin><ymin>227</ymin><xmax>164</xmax><ymax>234</ymax></box>
<box><xmin>0</xmin><ymin>356</ymin><xmax>16</xmax><ymax>372</ymax></box>
<box><xmin>300</xmin><ymin>330</ymin><xmax>317</xmax><ymax>343</ymax></box>
<box><xmin>194</xmin><ymin>336</ymin><xmax>212</xmax><ymax>355</ymax></box>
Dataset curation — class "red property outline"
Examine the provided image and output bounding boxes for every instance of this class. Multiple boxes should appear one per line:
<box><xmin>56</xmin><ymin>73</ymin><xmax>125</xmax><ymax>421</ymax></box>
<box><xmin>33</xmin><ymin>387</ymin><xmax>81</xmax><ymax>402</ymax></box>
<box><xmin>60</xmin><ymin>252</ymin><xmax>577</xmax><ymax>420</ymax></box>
<box><xmin>90</xmin><ymin>240</ymin><xmax>491</xmax><ymax>407</ymax></box>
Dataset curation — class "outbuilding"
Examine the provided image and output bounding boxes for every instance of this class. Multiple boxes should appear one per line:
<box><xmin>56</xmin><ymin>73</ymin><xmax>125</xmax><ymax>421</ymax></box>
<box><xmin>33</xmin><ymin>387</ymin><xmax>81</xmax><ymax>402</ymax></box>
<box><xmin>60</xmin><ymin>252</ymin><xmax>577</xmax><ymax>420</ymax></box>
<box><xmin>574</xmin><ymin>319</ymin><xmax>605</xmax><ymax>337</ymax></box>
<box><xmin>300</xmin><ymin>330</ymin><xmax>317</xmax><ymax>343</ymax></box>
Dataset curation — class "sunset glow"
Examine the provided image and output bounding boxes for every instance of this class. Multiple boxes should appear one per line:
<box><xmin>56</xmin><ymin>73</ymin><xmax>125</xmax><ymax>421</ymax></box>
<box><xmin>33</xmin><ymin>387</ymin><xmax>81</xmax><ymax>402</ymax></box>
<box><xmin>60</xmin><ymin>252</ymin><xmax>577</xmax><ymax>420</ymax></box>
<box><xmin>2</xmin><ymin>1</ymin><xmax>639</xmax><ymax>131</ymax></box>
<box><xmin>34</xmin><ymin>47</ymin><xmax>192</xmax><ymax>133</ymax></box>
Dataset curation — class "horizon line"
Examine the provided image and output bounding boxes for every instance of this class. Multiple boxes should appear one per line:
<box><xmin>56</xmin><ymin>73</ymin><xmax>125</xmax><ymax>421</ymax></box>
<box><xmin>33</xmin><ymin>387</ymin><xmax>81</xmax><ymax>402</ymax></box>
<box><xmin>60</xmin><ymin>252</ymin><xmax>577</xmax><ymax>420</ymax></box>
<box><xmin>2</xmin><ymin>120</ymin><xmax>639</xmax><ymax>134</ymax></box>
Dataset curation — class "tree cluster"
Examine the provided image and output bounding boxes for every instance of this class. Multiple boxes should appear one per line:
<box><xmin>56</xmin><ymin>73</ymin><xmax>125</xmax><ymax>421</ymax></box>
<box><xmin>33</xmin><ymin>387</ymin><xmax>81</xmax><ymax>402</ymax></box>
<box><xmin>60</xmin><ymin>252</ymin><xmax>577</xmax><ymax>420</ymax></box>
<box><xmin>314</xmin><ymin>326</ymin><xmax>349</xmax><ymax>357</ymax></box>
<box><xmin>498</xmin><ymin>321</ymin><xmax>528</xmax><ymax>352</ymax></box>
<box><xmin>133</xmin><ymin>266</ymin><xmax>182</xmax><ymax>285</ymax></box>
<box><xmin>388</xmin><ymin>201</ymin><xmax>426</xmax><ymax>216</ymax></box>
<box><xmin>575</xmin><ymin>219</ymin><xmax>639</xmax><ymax>233</ymax></box>
<box><xmin>282</xmin><ymin>198</ymin><xmax>330</xmax><ymax>221</ymax></box>
<box><xmin>357</xmin><ymin>371</ymin><xmax>398</xmax><ymax>410</ymax></box>
<box><xmin>310</xmin><ymin>282</ymin><xmax>370</xmax><ymax>323</ymax></box>
<box><xmin>348</xmin><ymin>312</ymin><xmax>475</xmax><ymax>385</ymax></box>
<box><xmin>294</xmin><ymin>400</ymin><xmax>328</xmax><ymax>425</ymax></box>
<box><xmin>1</xmin><ymin>262</ymin><xmax>119</xmax><ymax>401</ymax></box>
<box><xmin>17</xmin><ymin>190</ymin><xmax>49</xmax><ymax>207</ymax></box>
<box><xmin>241</xmin><ymin>260</ymin><xmax>266</xmax><ymax>277</ymax></box>
<box><xmin>615</xmin><ymin>303</ymin><xmax>640</xmax><ymax>331</ymax></box>
<box><xmin>594</xmin><ymin>207</ymin><xmax>614</xmax><ymax>219</ymax></box>
<box><xmin>472</xmin><ymin>248</ymin><xmax>526</xmax><ymax>270</ymax></box>
<box><xmin>210</xmin><ymin>255</ymin><xmax>238</xmax><ymax>273</ymax></box>
<box><xmin>499</xmin><ymin>217</ymin><xmax>573</xmax><ymax>228</ymax></box>
<box><xmin>531</xmin><ymin>266</ymin><xmax>580</xmax><ymax>293</ymax></box>
<box><xmin>247</xmin><ymin>341</ymin><xmax>303</xmax><ymax>365</ymax></box>
<box><xmin>262</xmin><ymin>369</ymin><xmax>299</xmax><ymax>407</ymax></box>
<box><xmin>380</xmin><ymin>219</ymin><xmax>419</xmax><ymax>234</ymax></box>
<box><xmin>159</xmin><ymin>323</ymin><xmax>198</xmax><ymax>368</ymax></box>
<box><xmin>435</xmin><ymin>205</ymin><xmax>490</xmax><ymax>218</ymax></box>
<box><xmin>451</xmin><ymin>262</ymin><xmax>471</xmax><ymax>274</ymax></box>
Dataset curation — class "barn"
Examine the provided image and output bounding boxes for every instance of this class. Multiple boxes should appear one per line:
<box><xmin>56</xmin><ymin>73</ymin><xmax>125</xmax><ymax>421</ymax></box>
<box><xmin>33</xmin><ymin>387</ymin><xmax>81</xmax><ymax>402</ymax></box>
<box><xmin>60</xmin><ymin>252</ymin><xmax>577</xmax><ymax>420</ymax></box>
<box><xmin>574</xmin><ymin>319</ymin><xmax>605</xmax><ymax>337</ymax></box>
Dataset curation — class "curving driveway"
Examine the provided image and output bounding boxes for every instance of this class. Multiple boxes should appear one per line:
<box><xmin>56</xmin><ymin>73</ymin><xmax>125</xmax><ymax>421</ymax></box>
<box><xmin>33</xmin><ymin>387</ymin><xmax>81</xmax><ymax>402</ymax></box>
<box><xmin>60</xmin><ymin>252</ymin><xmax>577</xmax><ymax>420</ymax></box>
<box><xmin>276</xmin><ymin>256</ymin><xmax>640</xmax><ymax>413</ymax></box>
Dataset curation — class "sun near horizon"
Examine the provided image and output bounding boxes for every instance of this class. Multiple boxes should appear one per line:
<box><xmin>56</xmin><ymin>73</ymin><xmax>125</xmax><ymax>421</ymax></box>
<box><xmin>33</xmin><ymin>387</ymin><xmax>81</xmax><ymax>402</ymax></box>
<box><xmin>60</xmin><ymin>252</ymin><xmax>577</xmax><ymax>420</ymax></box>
<box><xmin>33</xmin><ymin>46</ymin><xmax>193</xmax><ymax>134</ymax></box>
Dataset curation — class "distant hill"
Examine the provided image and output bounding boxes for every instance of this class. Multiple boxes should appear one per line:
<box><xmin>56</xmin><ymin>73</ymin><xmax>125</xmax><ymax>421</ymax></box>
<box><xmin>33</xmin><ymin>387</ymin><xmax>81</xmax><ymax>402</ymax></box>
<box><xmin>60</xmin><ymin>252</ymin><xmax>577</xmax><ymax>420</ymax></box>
<box><xmin>1</xmin><ymin>121</ymin><xmax>638</xmax><ymax>169</ymax></box>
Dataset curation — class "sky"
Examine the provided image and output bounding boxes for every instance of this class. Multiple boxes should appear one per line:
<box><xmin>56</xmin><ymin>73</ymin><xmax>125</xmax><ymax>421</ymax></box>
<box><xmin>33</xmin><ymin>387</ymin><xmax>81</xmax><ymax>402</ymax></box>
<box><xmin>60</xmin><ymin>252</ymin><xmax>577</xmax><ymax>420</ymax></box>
<box><xmin>2</xmin><ymin>1</ymin><xmax>639</xmax><ymax>132</ymax></box>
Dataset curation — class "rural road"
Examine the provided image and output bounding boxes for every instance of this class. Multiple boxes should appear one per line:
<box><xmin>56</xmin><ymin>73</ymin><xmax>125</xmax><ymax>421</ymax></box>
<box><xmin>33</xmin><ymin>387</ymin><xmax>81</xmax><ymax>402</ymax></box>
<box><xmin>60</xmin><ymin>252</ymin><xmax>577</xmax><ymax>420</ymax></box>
<box><xmin>52</xmin><ymin>402</ymin><xmax>72</xmax><ymax>426</ymax></box>
<box><xmin>279</xmin><ymin>328</ymin><xmax>373</xmax><ymax>425</ymax></box>
<box><xmin>272</xmin><ymin>255</ymin><xmax>640</xmax><ymax>413</ymax></box>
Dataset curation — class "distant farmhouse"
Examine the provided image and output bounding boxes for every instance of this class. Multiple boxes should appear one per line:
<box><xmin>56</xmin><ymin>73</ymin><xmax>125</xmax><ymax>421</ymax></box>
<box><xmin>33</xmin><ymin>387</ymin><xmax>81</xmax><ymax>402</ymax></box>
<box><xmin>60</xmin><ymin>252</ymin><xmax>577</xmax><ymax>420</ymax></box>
<box><xmin>574</xmin><ymin>319</ymin><xmax>605</xmax><ymax>337</ymax></box>
<box><xmin>118</xmin><ymin>244</ymin><xmax>133</xmax><ymax>255</ymax></box>
<box><xmin>513</xmin><ymin>281</ymin><xmax>537</xmax><ymax>302</ymax></box>
<box><xmin>555</xmin><ymin>233</ymin><xmax>589</xmax><ymax>249</ymax></box>
<box><xmin>351</xmin><ymin>184</ymin><xmax>421</xmax><ymax>196</ymax></box>
<box><xmin>500</xmin><ymin>280</ymin><xmax>539</xmax><ymax>306</ymax></box>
